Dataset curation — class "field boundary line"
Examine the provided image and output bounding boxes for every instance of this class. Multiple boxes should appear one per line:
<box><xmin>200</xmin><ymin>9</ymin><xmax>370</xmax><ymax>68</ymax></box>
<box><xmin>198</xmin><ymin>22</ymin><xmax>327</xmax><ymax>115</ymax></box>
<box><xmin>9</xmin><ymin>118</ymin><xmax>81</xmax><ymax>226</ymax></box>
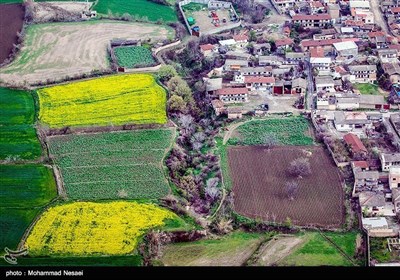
<box><xmin>51</xmin><ymin>148</ymin><xmax>167</xmax><ymax>156</ymax></box>
<box><xmin>67</xmin><ymin>178</ymin><xmax>166</xmax><ymax>185</ymax></box>
<box><xmin>63</xmin><ymin>162</ymin><xmax>160</xmax><ymax>169</ymax></box>
<box><xmin>318</xmin><ymin>231</ymin><xmax>357</xmax><ymax>266</ymax></box>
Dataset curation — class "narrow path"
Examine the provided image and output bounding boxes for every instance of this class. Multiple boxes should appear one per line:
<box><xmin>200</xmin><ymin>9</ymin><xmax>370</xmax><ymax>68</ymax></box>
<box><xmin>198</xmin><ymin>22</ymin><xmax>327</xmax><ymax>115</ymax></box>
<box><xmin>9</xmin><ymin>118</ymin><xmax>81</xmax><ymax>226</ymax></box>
<box><xmin>370</xmin><ymin>0</ymin><xmax>390</xmax><ymax>35</ymax></box>
<box><xmin>223</xmin><ymin>119</ymin><xmax>253</xmax><ymax>145</ymax></box>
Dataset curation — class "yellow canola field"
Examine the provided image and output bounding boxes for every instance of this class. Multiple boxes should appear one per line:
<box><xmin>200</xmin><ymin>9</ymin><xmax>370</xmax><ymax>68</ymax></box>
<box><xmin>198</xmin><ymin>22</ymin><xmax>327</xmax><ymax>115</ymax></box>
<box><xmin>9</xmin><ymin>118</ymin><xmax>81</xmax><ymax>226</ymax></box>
<box><xmin>38</xmin><ymin>74</ymin><xmax>167</xmax><ymax>128</ymax></box>
<box><xmin>25</xmin><ymin>201</ymin><xmax>176</xmax><ymax>256</ymax></box>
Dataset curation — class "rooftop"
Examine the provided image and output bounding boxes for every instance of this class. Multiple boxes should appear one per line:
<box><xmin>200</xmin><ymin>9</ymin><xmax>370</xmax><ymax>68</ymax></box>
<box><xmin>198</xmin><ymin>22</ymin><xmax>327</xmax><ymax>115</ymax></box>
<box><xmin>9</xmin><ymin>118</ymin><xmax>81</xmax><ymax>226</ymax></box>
<box><xmin>240</xmin><ymin>66</ymin><xmax>273</xmax><ymax>73</ymax></box>
<box><xmin>352</xmin><ymin>160</ymin><xmax>369</xmax><ymax>169</ymax></box>
<box><xmin>333</xmin><ymin>41</ymin><xmax>358</xmax><ymax>51</ymax></box>
<box><xmin>275</xmin><ymin>38</ymin><xmax>294</xmax><ymax>47</ymax></box>
<box><xmin>360</xmin><ymin>191</ymin><xmax>386</xmax><ymax>207</ymax></box>
<box><xmin>381</xmin><ymin>153</ymin><xmax>400</xmax><ymax>163</ymax></box>
<box><xmin>348</xmin><ymin>64</ymin><xmax>377</xmax><ymax>72</ymax></box>
<box><xmin>359</xmin><ymin>95</ymin><xmax>385</xmax><ymax>105</ymax></box>
<box><xmin>343</xmin><ymin>133</ymin><xmax>368</xmax><ymax>153</ymax></box>
<box><xmin>244</xmin><ymin>76</ymin><xmax>275</xmax><ymax>84</ymax></box>
<box><xmin>292</xmin><ymin>14</ymin><xmax>332</xmax><ymax>21</ymax></box>
<box><xmin>362</xmin><ymin>217</ymin><xmax>388</xmax><ymax>229</ymax></box>
<box><xmin>200</xmin><ymin>44</ymin><xmax>215</xmax><ymax>51</ymax></box>
<box><xmin>315</xmin><ymin>76</ymin><xmax>335</xmax><ymax>85</ymax></box>
<box><xmin>216</xmin><ymin>87</ymin><xmax>248</xmax><ymax>96</ymax></box>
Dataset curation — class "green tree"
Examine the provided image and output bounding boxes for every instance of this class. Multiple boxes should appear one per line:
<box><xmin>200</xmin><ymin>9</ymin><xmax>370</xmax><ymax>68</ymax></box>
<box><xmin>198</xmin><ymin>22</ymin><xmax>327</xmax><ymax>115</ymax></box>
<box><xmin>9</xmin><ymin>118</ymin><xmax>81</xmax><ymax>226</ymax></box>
<box><xmin>157</xmin><ymin>65</ymin><xmax>177</xmax><ymax>82</ymax></box>
<box><xmin>168</xmin><ymin>95</ymin><xmax>187</xmax><ymax>113</ymax></box>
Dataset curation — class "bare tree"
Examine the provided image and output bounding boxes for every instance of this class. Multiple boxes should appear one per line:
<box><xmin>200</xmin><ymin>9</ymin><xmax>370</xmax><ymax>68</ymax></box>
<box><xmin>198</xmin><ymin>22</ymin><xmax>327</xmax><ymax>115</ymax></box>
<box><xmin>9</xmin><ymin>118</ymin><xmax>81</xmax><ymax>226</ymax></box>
<box><xmin>288</xmin><ymin>157</ymin><xmax>311</xmax><ymax>177</ymax></box>
<box><xmin>263</xmin><ymin>134</ymin><xmax>278</xmax><ymax>149</ymax></box>
<box><xmin>285</xmin><ymin>181</ymin><xmax>299</xmax><ymax>201</ymax></box>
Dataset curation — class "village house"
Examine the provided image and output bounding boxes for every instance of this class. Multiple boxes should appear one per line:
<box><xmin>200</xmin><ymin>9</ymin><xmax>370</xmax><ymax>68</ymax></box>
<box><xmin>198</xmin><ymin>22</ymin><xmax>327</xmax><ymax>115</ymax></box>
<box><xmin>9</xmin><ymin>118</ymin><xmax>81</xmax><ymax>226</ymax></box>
<box><xmin>382</xmin><ymin>63</ymin><xmax>400</xmax><ymax>84</ymax></box>
<box><xmin>327</xmin><ymin>4</ymin><xmax>340</xmax><ymax>19</ymax></box>
<box><xmin>253</xmin><ymin>43</ymin><xmax>271</xmax><ymax>56</ymax></box>
<box><xmin>381</xmin><ymin>153</ymin><xmax>400</xmax><ymax>172</ymax></box>
<box><xmin>315</xmin><ymin>76</ymin><xmax>335</xmax><ymax>93</ymax></box>
<box><xmin>359</xmin><ymin>191</ymin><xmax>395</xmax><ymax>217</ymax></box>
<box><xmin>349</xmin><ymin>0</ymin><xmax>370</xmax><ymax>11</ymax></box>
<box><xmin>333</xmin><ymin>41</ymin><xmax>358</xmax><ymax>58</ymax></box>
<box><xmin>272</xmin><ymin>67</ymin><xmax>292</xmax><ymax>78</ymax></box>
<box><xmin>200</xmin><ymin>44</ymin><xmax>216</xmax><ymax>57</ymax></box>
<box><xmin>353</xmin><ymin>171</ymin><xmax>380</xmax><ymax>195</ymax></box>
<box><xmin>225</xmin><ymin>51</ymin><xmax>251</xmax><ymax>61</ymax></box>
<box><xmin>285</xmin><ymin>52</ymin><xmax>306</xmax><ymax>64</ymax></box>
<box><xmin>309</xmin><ymin>1</ymin><xmax>326</xmax><ymax>14</ymax></box>
<box><xmin>232</xmin><ymin>34</ymin><xmax>248</xmax><ymax>48</ymax></box>
<box><xmin>259</xmin><ymin>55</ymin><xmax>284</xmax><ymax>66</ymax></box>
<box><xmin>359</xmin><ymin>95</ymin><xmax>387</xmax><ymax>110</ymax></box>
<box><xmin>270</xmin><ymin>0</ymin><xmax>296</xmax><ymax>14</ymax></box>
<box><xmin>211</xmin><ymin>99</ymin><xmax>226</xmax><ymax>116</ymax></box>
<box><xmin>352</xmin><ymin>160</ymin><xmax>370</xmax><ymax>172</ymax></box>
<box><xmin>292</xmin><ymin>14</ymin><xmax>332</xmax><ymax>28</ymax></box>
<box><xmin>387</xmin><ymin>6</ymin><xmax>400</xmax><ymax>19</ymax></box>
<box><xmin>223</xmin><ymin>59</ymin><xmax>249</xmax><ymax>71</ymax></box>
<box><xmin>378</xmin><ymin>49</ymin><xmax>399</xmax><ymax>63</ymax></box>
<box><xmin>393</xmin><ymin>188</ymin><xmax>400</xmax><ymax>213</ymax></box>
<box><xmin>300</xmin><ymin>38</ymin><xmax>359</xmax><ymax>52</ymax></box>
<box><xmin>239</xmin><ymin>66</ymin><xmax>273</xmax><ymax>77</ymax></box>
<box><xmin>227</xmin><ymin>107</ymin><xmax>243</xmax><ymax>119</ymax></box>
<box><xmin>389</xmin><ymin>166</ymin><xmax>400</xmax><ymax>189</ymax></box>
<box><xmin>316</xmin><ymin>97</ymin><xmax>336</xmax><ymax>110</ymax></box>
<box><xmin>336</xmin><ymin>96</ymin><xmax>360</xmax><ymax>110</ymax></box>
<box><xmin>205</xmin><ymin>77</ymin><xmax>223</xmax><ymax>95</ymax></box>
<box><xmin>275</xmin><ymin>38</ymin><xmax>294</xmax><ymax>51</ymax></box>
<box><xmin>362</xmin><ymin>217</ymin><xmax>397</xmax><ymax>237</ymax></box>
<box><xmin>291</xmin><ymin>78</ymin><xmax>307</xmax><ymax>95</ymax></box>
<box><xmin>343</xmin><ymin>133</ymin><xmax>368</xmax><ymax>156</ymax></box>
<box><xmin>313</xmin><ymin>28</ymin><xmax>337</xmax><ymax>40</ymax></box>
<box><xmin>244</xmin><ymin>76</ymin><xmax>275</xmax><ymax>91</ymax></box>
<box><xmin>347</xmin><ymin>65</ymin><xmax>377</xmax><ymax>83</ymax></box>
<box><xmin>310</xmin><ymin>56</ymin><xmax>332</xmax><ymax>75</ymax></box>
<box><xmin>216</xmin><ymin>87</ymin><xmax>249</xmax><ymax>103</ymax></box>
<box><xmin>334</xmin><ymin>111</ymin><xmax>372</xmax><ymax>132</ymax></box>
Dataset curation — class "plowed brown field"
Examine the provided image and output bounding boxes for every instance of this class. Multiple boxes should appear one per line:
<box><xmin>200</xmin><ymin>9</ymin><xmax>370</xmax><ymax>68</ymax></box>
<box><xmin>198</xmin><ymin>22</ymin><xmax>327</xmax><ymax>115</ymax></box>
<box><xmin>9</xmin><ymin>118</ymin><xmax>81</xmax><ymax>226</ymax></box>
<box><xmin>228</xmin><ymin>146</ymin><xmax>345</xmax><ymax>227</ymax></box>
<box><xmin>0</xmin><ymin>4</ymin><xmax>24</xmax><ymax>64</ymax></box>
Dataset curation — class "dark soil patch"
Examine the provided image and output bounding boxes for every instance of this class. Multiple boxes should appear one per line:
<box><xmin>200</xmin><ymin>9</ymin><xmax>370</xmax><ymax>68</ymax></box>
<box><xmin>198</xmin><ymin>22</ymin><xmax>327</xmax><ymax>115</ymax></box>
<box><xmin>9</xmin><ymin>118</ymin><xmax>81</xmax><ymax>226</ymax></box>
<box><xmin>0</xmin><ymin>3</ymin><xmax>24</xmax><ymax>64</ymax></box>
<box><xmin>228</xmin><ymin>146</ymin><xmax>345</xmax><ymax>227</ymax></box>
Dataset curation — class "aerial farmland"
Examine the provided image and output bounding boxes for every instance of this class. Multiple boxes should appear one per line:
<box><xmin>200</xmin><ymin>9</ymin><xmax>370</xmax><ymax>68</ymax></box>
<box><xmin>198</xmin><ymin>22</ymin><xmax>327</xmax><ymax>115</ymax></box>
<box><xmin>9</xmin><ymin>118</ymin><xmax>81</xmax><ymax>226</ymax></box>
<box><xmin>0</xmin><ymin>0</ymin><xmax>384</xmax><ymax>271</ymax></box>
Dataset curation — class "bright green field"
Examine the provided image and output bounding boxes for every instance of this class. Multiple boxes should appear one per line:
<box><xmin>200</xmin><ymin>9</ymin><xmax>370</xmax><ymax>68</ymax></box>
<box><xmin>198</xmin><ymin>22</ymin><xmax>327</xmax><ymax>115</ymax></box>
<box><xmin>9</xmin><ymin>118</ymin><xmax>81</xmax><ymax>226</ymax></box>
<box><xmin>48</xmin><ymin>129</ymin><xmax>174</xmax><ymax>200</ymax></box>
<box><xmin>279</xmin><ymin>232</ymin><xmax>357</xmax><ymax>266</ymax></box>
<box><xmin>94</xmin><ymin>0</ymin><xmax>177</xmax><ymax>22</ymax></box>
<box><xmin>353</xmin><ymin>83</ymin><xmax>380</xmax><ymax>95</ymax></box>
<box><xmin>0</xmin><ymin>165</ymin><xmax>57</xmax><ymax>208</ymax></box>
<box><xmin>115</xmin><ymin>46</ymin><xmax>155</xmax><ymax>68</ymax></box>
<box><xmin>0</xmin><ymin>208</ymin><xmax>41</xmax><ymax>252</ymax></box>
<box><xmin>228</xmin><ymin>117</ymin><xmax>314</xmax><ymax>146</ymax></box>
<box><xmin>0</xmin><ymin>88</ymin><xmax>41</xmax><ymax>160</ymax></box>
<box><xmin>160</xmin><ymin>232</ymin><xmax>271</xmax><ymax>266</ymax></box>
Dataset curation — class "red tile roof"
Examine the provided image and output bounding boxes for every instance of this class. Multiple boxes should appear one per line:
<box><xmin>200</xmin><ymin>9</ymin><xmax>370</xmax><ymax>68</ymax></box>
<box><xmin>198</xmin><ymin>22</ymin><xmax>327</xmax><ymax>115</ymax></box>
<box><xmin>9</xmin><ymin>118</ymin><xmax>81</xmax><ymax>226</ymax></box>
<box><xmin>275</xmin><ymin>38</ymin><xmax>294</xmax><ymax>47</ymax></box>
<box><xmin>352</xmin><ymin>161</ymin><xmax>369</xmax><ymax>169</ymax></box>
<box><xmin>310</xmin><ymin>1</ymin><xmax>324</xmax><ymax>8</ymax></box>
<box><xmin>388</xmin><ymin>44</ymin><xmax>400</xmax><ymax>51</ymax></box>
<box><xmin>368</xmin><ymin>31</ymin><xmax>385</xmax><ymax>38</ymax></box>
<box><xmin>391</xmin><ymin>7</ymin><xmax>400</xmax><ymax>13</ymax></box>
<box><xmin>200</xmin><ymin>44</ymin><xmax>214</xmax><ymax>51</ymax></box>
<box><xmin>310</xmin><ymin>47</ymin><xmax>324</xmax><ymax>57</ymax></box>
<box><xmin>344</xmin><ymin>20</ymin><xmax>364</xmax><ymax>27</ymax></box>
<box><xmin>343</xmin><ymin>133</ymin><xmax>368</xmax><ymax>154</ymax></box>
<box><xmin>244</xmin><ymin>76</ymin><xmax>275</xmax><ymax>84</ymax></box>
<box><xmin>233</xmin><ymin>34</ymin><xmax>248</xmax><ymax>42</ymax></box>
<box><xmin>301</xmin><ymin>38</ymin><xmax>358</xmax><ymax>48</ymax></box>
<box><xmin>216</xmin><ymin>87</ymin><xmax>248</xmax><ymax>95</ymax></box>
<box><xmin>292</xmin><ymin>14</ymin><xmax>331</xmax><ymax>21</ymax></box>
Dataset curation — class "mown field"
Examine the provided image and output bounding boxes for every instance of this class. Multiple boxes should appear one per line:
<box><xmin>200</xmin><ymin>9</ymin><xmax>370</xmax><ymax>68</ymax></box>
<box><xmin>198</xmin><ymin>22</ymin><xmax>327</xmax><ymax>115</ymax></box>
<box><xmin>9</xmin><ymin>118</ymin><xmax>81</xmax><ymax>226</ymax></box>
<box><xmin>93</xmin><ymin>0</ymin><xmax>177</xmax><ymax>22</ymax></box>
<box><xmin>0</xmin><ymin>21</ymin><xmax>173</xmax><ymax>85</ymax></box>
<box><xmin>228</xmin><ymin>146</ymin><xmax>344</xmax><ymax>227</ymax></box>
<box><xmin>279</xmin><ymin>232</ymin><xmax>358</xmax><ymax>266</ymax></box>
<box><xmin>0</xmin><ymin>87</ymin><xmax>41</xmax><ymax>160</ymax></box>
<box><xmin>38</xmin><ymin>74</ymin><xmax>167</xmax><ymax>128</ymax></box>
<box><xmin>228</xmin><ymin>117</ymin><xmax>314</xmax><ymax>146</ymax></box>
<box><xmin>160</xmin><ymin>232</ymin><xmax>270</xmax><ymax>266</ymax></box>
<box><xmin>114</xmin><ymin>46</ymin><xmax>156</xmax><ymax>68</ymax></box>
<box><xmin>0</xmin><ymin>164</ymin><xmax>57</xmax><ymax>251</ymax></box>
<box><xmin>48</xmin><ymin>129</ymin><xmax>173</xmax><ymax>200</ymax></box>
<box><xmin>25</xmin><ymin>201</ymin><xmax>185</xmax><ymax>256</ymax></box>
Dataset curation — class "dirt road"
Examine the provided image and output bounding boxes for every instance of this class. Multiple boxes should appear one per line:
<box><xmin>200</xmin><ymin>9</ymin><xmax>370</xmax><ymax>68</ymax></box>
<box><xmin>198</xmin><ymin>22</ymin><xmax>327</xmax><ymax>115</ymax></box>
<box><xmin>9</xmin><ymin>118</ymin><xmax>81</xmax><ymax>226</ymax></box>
<box><xmin>370</xmin><ymin>0</ymin><xmax>390</xmax><ymax>35</ymax></box>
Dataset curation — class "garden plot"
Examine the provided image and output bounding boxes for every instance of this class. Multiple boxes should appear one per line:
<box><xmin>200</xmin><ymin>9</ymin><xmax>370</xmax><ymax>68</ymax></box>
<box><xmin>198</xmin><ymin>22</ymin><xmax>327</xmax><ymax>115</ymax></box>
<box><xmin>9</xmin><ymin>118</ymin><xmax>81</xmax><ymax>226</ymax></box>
<box><xmin>47</xmin><ymin>128</ymin><xmax>174</xmax><ymax>200</ymax></box>
<box><xmin>0</xmin><ymin>21</ymin><xmax>173</xmax><ymax>85</ymax></box>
